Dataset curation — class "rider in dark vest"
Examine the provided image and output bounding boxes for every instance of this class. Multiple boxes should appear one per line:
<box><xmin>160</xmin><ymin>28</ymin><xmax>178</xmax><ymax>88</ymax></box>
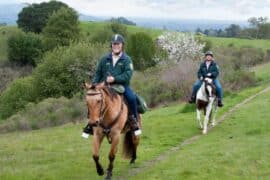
<box><xmin>83</xmin><ymin>34</ymin><xmax>141</xmax><ymax>135</ymax></box>
<box><xmin>188</xmin><ymin>51</ymin><xmax>224</xmax><ymax>107</ymax></box>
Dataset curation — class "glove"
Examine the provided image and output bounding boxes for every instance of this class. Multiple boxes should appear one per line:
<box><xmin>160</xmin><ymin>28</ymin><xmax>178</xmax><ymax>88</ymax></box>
<box><xmin>200</xmin><ymin>76</ymin><xmax>204</xmax><ymax>80</ymax></box>
<box><xmin>206</xmin><ymin>73</ymin><xmax>212</xmax><ymax>77</ymax></box>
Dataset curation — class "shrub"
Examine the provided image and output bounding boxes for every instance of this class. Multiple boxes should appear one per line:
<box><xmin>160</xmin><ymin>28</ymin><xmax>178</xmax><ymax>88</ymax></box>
<box><xmin>42</xmin><ymin>7</ymin><xmax>80</xmax><ymax>50</ymax></box>
<box><xmin>90</xmin><ymin>26</ymin><xmax>114</xmax><ymax>44</ymax></box>
<box><xmin>0</xmin><ymin>63</ymin><xmax>33</xmax><ymax>94</ymax></box>
<box><xmin>7</xmin><ymin>31</ymin><xmax>43</xmax><ymax>66</ymax></box>
<box><xmin>157</xmin><ymin>32</ymin><xmax>204</xmax><ymax>63</ymax></box>
<box><xmin>33</xmin><ymin>42</ymin><xmax>108</xmax><ymax>99</ymax></box>
<box><xmin>110</xmin><ymin>22</ymin><xmax>128</xmax><ymax>38</ymax></box>
<box><xmin>0</xmin><ymin>76</ymin><xmax>37</xmax><ymax>120</ymax></box>
<box><xmin>0</xmin><ymin>94</ymin><xmax>86</xmax><ymax>133</ymax></box>
<box><xmin>127</xmin><ymin>32</ymin><xmax>157</xmax><ymax>71</ymax></box>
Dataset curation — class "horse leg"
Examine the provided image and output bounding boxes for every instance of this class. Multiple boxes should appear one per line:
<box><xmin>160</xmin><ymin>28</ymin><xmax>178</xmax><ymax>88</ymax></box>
<box><xmin>196</xmin><ymin>108</ymin><xmax>203</xmax><ymax>129</ymax></box>
<box><xmin>105</xmin><ymin>133</ymin><xmax>120</xmax><ymax>180</ymax></box>
<box><xmin>211</xmin><ymin>102</ymin><xmax>218</xmax><ymax>126</ymax></box>
<box><xmin>130</xmin><ymin>134</ymin><xmax>140</xmax><ymax>164</ymax></box>
<box><xmin>92</xmin><ymin>134</ymin><xmax>104</xmax><ymax>176</ymax></box>
<box><xmin>203</xmin><ymin>100</ymin><xmax>214</xmax><ymax>134</ymax></box>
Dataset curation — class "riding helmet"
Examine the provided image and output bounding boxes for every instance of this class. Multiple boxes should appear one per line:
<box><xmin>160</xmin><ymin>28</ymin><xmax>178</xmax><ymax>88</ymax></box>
<box><xmin>111</xmin><ymin>34</ymin><xmax>125</xmax><ymax>44</ymax></box>
<box><xmin>205</xmin><ymin>51</ymin><xmax>214</xmax><ymax>57</ymax></box>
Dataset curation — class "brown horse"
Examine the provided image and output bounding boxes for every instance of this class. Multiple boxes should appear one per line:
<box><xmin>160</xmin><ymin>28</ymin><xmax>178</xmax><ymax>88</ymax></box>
<box><xmin>84</xmin><ymin>82</ymin><xmax>141</xmax><ymax>180</ymax></box>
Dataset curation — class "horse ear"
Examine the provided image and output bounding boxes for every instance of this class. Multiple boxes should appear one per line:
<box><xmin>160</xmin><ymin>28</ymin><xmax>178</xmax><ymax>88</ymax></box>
<box><xmin>83</xmin><ymin>82</ymin><xmax>93</xmax><ymax>90</ymax></box>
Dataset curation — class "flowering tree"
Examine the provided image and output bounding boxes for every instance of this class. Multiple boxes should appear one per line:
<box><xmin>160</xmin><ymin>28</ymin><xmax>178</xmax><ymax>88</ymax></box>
<box><xmin>157</xmin><ymin>32</ymin><xmax>205</xmax><ymax>63</ymax></box>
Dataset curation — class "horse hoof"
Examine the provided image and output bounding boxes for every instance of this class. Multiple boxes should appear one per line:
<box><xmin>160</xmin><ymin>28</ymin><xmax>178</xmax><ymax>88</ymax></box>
<box><xmin>212</xmin><ymin>122</ymin><xmax>216</xmax><ymax>126</ymax></box>
<box><xmin>202</xmin><ymin>130</ymin><xmax>207</xmax><ymax>135</ymax></box>
<box><xmin>105</xmin><ymin>171</ymin><xmax>112</xmax><ymax>180</ymax></box>
<box><xmin>97</xmin><ymin>168</ymin><xmax>104</xmax><ymax>176</ymax></box>
<box><xmin>130</xmin><ymin>158</ymin><xmax>136</xmax><ymax>164</ymax></box>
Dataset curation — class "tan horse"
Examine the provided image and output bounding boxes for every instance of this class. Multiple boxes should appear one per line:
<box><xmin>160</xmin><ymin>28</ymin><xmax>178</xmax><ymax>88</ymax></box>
<box><xmin>84</xmin><ymin>82</ymin><xmax>141</xmax><ymax>180</ymax></box>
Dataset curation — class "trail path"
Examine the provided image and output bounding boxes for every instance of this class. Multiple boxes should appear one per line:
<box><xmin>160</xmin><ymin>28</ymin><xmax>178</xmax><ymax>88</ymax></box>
<box><xmin>117</xmin><ymin>86</ymin><xmax>270</xmax><ymax>179</ymax></box>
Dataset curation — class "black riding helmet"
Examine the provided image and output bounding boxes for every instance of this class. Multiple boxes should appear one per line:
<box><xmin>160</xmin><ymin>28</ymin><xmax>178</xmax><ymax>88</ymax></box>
<box><xmin>205</xmin><ymin>51</ymin><xmax>214</xmax><ymax>57</ymax></box>
<box><xmin>111</xmin><ymin>34</ymin><xmax>125</xmax><ymax>44</ymax></box>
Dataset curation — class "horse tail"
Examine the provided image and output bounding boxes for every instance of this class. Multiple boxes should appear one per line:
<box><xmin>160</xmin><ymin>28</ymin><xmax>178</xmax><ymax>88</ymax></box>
<box><xmin>122</xmin><ymin>130</ymin><xmax>134</xmax><ymax>159</ymax></box>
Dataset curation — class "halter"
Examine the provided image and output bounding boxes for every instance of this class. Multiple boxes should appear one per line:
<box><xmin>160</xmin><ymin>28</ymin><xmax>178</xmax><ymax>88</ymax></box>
<box><xmin>86</xmin><ymin>89</ymin><xmax>124</xmax><ymax>143</ymax></box>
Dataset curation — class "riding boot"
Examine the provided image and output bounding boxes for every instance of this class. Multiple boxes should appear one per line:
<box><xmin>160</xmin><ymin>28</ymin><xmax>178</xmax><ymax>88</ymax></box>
<box><xmin>82</xmin><ymin>123</ymin><xmax>93</xmax><ymax>138</ymax></box>
<box><xmin>188</xmin><ymin>95</ymin><xmax>196</xmax><ymax>104</ymax></box>
<box><xmin>129</xmin><ymin>115</ymin><xmax>142</xmax><ymax>136</ymax></box>
<box><xmin>217</xmin><ymin>98</ymin><xmax>224</xmax><ymax>107</ymax></box>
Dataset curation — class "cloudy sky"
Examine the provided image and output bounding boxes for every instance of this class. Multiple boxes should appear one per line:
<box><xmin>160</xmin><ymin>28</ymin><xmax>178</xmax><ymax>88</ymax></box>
<box><xmin>2</xmin><ymin>0</ymin><xmax>270</xmax><ymax>20</ymax></box>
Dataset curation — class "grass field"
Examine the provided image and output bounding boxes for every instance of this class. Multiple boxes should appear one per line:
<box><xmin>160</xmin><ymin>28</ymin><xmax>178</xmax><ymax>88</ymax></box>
<box><xmin>132</xmin><ymin>89</ymin><xmax>270</xmax><ymax>179</ymax></box>
<box><xmin>203</xmin><ymin>36</ymin><xmax>270</xmax><ymax>51</ymax></box>
<box><xmin>0</xmin><ymin>61</ymin><xmax>270</xmax><ymax>179</ymax></box>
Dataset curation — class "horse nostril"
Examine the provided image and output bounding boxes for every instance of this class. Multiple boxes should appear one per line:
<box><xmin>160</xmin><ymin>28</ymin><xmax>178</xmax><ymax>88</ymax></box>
<box><xmin>96</xmin><ymin>121</ymin><xmax>99</xmax><ymax>124</ymax></box>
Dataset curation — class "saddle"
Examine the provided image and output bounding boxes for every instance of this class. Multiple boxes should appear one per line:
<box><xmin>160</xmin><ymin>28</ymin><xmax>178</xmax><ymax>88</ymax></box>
<box><xmin>110</xmin><ymin>84</ymin><xmax>148</xmax><ymax>114</ymax></box>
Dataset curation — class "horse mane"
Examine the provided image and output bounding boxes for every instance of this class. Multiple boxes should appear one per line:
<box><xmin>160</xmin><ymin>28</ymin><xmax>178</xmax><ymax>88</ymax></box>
<box><xmin>101</xmin><ymin>86</ymin><xmax>118</xmax><ymax>100</ymax></box>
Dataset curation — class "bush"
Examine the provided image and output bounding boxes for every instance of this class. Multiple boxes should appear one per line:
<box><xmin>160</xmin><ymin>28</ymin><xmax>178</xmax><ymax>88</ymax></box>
<box><xmin>0</xmin><ymin>94</ymin><xmax>86</xmax><ymax>133</ymax></box>
<box><xmin>0</xmin><ymin>76</ymin><xmax>38</xmax><ymax>120</ymax></box>
<box><xmin>196</xmin><ymin>36</ymin><xmax>213</xmax><ymax>52</ymax></box>
<box><xmin>42</xmin><ymin>7</ymin><xmax>80</xmax><ymax>50</ymax></box>
<box><xmin>132</xmin><ymin>60</ymin><xmax>197</xmax><ymax>107</ymax></box>
<box><xmin>0</xmin><ymin>63</ymin><xmax>33</xmax><ymax>94</ymax></box>
<box><xmin>110</xmin><ymin>22</ymin><xmax>128</xmax><ymax>38</ymax></box>
<box><xmin>33</xmin><ymin>42</ymin><xmax>108</xmax><ymax>99</ymax></box>
<box><xmin>127</xmin><ymin>32</ymin><xmax>157</xmax><ymax>71</ymax></box>
<box><xmin>7</xmin><ymin>31</ymin><xmax>43</xmax><ymax>66</ymax></box>
<box><xmin>157</xmin><ymin>32</ymin><xmax>204</xmax><ymax>63</ymax></box>
<box><xmin>90</xmin><ymin>26</ymin><xmax>114</xmax><ymax>44</ymax></box>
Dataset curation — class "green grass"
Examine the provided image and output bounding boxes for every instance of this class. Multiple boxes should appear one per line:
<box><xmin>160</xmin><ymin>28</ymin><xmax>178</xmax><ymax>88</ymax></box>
<box><xmin>251</xmin><ymin>62</ymin><xmax>270</xmax><ymax>82</ymax></box>
<box><xmin>203</xmin><ymin>36</ymin><xmax>270</xmax><ymax>51</ymax></box>
<box><xmin>132</xmin><ymin>90</ymin><xmax>270</xmax><ymax>179</ymax></box>
<box><xmin>1</xmin><ymin>64</ymin><xmax>270</xmax><ymax>179</ymax></box>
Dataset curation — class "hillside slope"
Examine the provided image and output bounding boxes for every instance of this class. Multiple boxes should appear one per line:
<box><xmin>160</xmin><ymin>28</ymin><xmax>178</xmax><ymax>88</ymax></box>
<box><xmin>0</xmin><ymin>62</ymin><xmax>270</xmax><ymax>179</ymax></box>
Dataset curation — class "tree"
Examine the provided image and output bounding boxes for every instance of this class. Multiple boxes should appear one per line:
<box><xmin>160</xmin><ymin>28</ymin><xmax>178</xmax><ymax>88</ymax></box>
<box><xmin>42</xmin><ymin>7</ymin><xmax>80</xmax><ymax>50</ymax></box>
<box><xmin>109</xmin><ymin>17</ymin><xmax>136</xmax><ymax>26</ymax></box>
<box><xmin>157</xmin><ymin>32</ymin><xmax>204</xmax><ymax>63</ymax></box>
<box><xmin>7</xmin><ymin>31</ymin><xmax>43</xmax><ymax>66</ymax></box>
<box><xmin>225</xmin><ymin>24</ymin><xmax>241</xmax><ymax>37</ymax></box>
<box><xmin>248</xmin><ymin>16</ymin><xmax>268</xmax><ymax>39</ymax></box>
<box><xmin>17</xmin><ymin>1</ymin><xmax>68</xmax><ymax>33</ymax></box>
<box><xmin>127</xmin><ymin>32</ymin><xmax>157</xmax><ymax>71</ymax></box>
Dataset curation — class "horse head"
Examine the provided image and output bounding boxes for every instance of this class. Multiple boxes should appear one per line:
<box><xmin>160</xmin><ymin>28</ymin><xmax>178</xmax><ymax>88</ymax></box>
<box><xmin>83</xmin><ymin>82</ymin><xmax>107</xmax><ymax>125</ymax></box>
<box><xmin>203</xmin><ymin>77</ymin><xmax>216</xmax><ymax>98</ymax></box>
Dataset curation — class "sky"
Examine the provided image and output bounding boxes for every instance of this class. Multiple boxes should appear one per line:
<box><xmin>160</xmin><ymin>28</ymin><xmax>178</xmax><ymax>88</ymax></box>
<box><xmin>1</xmin><ymin>0</ymin><xmax>270</xmax><ymax>20</ymax></box>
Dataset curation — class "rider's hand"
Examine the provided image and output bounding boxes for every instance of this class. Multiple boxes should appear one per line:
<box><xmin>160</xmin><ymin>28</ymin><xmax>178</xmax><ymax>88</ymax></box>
<box><xmin>206</xmin><ymin>73</ymin><xmax>212</xmax><ymax>77</ymax></box>
<box><xmin>106</xmin><ymin>76</ymin><xmax>115</xmax><ymax>83</ymax></box>
<box><xmin>200</xmin><ymin>76</ymin><xmax>204</xmax><ymax>80</ymax></box>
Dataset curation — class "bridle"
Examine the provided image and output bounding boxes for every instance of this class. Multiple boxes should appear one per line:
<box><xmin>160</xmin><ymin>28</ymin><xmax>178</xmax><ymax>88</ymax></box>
<box><xmin>203</xmin><ymin>78</ymin><xmax>216</xmax><ymax>99</ymax></box>
<box><xmin>86</xmin><ymin>88</ymin><xmax>124</xmax><ymax>142</ymax></box>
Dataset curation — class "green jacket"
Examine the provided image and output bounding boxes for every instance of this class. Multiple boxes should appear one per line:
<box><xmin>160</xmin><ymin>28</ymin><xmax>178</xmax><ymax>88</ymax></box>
<box><xmin>197</xmin><ymin>60</ymin><xmax>219</xmax><ymax>79</ymax></box>
<box><xmin>92</xmin><ymin>52</ymin><xmax>133</xmax><ymax>86</ymax></box>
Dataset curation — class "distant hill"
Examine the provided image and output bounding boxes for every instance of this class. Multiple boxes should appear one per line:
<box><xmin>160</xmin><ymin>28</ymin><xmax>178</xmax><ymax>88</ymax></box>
<box><xmin>0</xmin><ymin>3</ymin><xmax>248</xmax><ymax>32</ymax></box>
<box><xmin>128</xmin><ymin>17</ymin><xmax>248</xmax><ymax>32</ymax></box>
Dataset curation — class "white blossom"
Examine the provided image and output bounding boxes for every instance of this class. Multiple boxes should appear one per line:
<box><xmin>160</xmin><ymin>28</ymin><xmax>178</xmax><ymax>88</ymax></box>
<box><xmin>157</xmin><ymin>32</ymin><xmax>205</xmax><ymax>63</ymax></box>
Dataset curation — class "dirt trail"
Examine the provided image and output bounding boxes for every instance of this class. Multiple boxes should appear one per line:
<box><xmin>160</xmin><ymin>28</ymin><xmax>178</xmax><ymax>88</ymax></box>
<box><xmin>117</xmin><ymin>86</ymin><xmax>270</xmax><ymax>179</ymax></box>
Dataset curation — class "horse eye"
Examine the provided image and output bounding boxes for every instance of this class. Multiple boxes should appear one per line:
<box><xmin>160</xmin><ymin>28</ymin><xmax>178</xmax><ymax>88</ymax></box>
<box><xmin>97</xmin><ymin>100</ymin><xmax>101</xmax><ymax>103</ymax></box>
